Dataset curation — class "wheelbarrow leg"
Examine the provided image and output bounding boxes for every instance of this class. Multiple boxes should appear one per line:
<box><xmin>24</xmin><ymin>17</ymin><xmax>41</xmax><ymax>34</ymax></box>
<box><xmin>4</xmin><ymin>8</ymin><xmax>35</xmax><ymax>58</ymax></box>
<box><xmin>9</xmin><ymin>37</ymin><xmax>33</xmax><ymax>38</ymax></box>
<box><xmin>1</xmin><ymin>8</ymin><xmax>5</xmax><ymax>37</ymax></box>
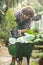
<box><xmin>16</xmin><ymin>57</ymin><xmax>23</xmax><ymax>65</ymax></box>
<box><xmin>10</xmin><ymin>57</ymin><xmax>16</xmax><ymax>65</ymax></box>
<box><xmin>27</xmin><ymin>57</ymin><xmax>29</xmax><ymax>65</ymax></box>
<box><xmin>12</xmin><ymin>57</ymin><xmax>20</xmax><ymax>65</ymax></box>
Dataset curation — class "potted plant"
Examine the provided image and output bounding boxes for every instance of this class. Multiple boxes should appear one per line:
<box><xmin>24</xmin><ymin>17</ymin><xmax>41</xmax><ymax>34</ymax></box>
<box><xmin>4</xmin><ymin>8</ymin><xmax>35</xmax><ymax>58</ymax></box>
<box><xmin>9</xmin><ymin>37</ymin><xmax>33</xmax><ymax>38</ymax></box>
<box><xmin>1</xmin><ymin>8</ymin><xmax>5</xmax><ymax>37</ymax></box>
<box><xmin>34</xmin><ymin>33</ymin><xmax>43</xmax><ymax>45</ymax></box>
<box><xmin>5</xmin><ymin>8</ymin><xmax>17</xmax><ymax>31</ymax></box>
<box><xmin>39</xmin><ymin>53</ymin><xmax>43</xmax><ymax>65</ymax></box>
<box><xmin>0</xmin><ymin>30</ymin><xmax>10</xmax><ymax>46</ymax></box>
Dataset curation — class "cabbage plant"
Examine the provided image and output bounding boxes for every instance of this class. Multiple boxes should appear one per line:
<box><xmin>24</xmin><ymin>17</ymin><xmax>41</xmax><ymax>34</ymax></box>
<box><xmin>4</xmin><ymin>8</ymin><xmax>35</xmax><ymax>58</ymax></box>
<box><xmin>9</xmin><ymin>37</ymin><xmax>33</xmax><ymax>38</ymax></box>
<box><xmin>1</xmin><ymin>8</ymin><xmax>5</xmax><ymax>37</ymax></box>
<box><xmin>34</xmin><ymin>33</ymin><xmax>43</xmax><ymax>45</ymax></box>
<box><xmin>9</xmin><ymin>34</ymin><xmax>35</xmax><ymax>44</ymax></box>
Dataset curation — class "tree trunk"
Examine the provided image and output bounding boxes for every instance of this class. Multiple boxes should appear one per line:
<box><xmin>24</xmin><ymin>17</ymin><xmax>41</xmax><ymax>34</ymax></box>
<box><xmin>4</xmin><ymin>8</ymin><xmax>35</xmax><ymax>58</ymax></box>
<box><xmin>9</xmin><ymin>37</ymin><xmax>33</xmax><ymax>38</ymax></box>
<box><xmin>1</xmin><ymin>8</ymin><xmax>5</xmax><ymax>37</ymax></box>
<box><xmin>6</xmin><ymin>0</ymin><xmax>14</xmax><ymax>10</ymax></box>
<box><xmin>38</xmin><ymin>0</ymin><xmax>43</xmax><ymax>5</ymax></box>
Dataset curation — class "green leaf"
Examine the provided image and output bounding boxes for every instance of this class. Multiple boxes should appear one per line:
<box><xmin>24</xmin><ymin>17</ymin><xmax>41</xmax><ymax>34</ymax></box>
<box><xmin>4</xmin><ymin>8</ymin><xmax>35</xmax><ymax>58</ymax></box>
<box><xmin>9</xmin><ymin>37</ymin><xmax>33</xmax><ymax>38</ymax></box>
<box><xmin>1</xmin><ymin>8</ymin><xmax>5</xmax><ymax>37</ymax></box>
<box><xmin>26</xmin><ymin>29</ymin><xmax>35</xmax><ymax>35</ymax></box>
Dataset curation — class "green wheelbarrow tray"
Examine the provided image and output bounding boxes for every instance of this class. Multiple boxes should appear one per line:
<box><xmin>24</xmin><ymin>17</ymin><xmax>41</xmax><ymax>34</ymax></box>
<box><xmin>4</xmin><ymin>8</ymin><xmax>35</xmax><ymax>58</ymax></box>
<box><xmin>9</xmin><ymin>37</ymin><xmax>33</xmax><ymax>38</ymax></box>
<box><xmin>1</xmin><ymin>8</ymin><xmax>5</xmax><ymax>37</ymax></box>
<box><xmin>8</xmin><ymin>43</ymin><xmax>34</xmax><ymax>58</ymax></box>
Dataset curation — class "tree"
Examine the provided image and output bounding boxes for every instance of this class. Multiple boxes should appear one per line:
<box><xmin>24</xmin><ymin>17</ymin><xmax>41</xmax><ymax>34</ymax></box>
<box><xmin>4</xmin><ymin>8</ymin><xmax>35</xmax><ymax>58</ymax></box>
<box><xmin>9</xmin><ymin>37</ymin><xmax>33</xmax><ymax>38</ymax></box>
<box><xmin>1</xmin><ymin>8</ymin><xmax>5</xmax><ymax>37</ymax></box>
<box><xmin>5</xmin><ymin>8</ymin><xmax>17</xmax><ymax>31</ymax></box>
<box><xmin>5</xmin><ymin>0</ymin><xmax>14</xmax><ymax>9</ymax></box>
<box><xmin>38</xmin><ymin>0</ymin><xmax>43</xmax><ymax>6</ymax></box>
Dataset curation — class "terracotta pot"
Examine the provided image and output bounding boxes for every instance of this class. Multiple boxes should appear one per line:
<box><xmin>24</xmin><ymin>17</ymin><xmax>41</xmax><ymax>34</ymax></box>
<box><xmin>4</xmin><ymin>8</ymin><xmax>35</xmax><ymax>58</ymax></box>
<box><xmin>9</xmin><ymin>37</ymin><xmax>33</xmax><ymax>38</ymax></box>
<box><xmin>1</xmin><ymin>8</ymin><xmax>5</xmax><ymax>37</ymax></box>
<box><xmin>39</xmin><ymin>58</ymin><xmax>43</xmax><ymax>65</ymax></box>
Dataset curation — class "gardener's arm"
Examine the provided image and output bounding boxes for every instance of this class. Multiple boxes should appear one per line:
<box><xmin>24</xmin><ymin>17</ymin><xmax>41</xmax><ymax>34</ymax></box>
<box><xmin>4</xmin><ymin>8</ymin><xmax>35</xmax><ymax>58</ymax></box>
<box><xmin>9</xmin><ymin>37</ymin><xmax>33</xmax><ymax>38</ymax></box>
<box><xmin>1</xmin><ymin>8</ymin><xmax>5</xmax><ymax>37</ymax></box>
<box><xmin>18</xmin><ymin>29</ymin><xmax>27</xmax><ymax>34</ymax></box>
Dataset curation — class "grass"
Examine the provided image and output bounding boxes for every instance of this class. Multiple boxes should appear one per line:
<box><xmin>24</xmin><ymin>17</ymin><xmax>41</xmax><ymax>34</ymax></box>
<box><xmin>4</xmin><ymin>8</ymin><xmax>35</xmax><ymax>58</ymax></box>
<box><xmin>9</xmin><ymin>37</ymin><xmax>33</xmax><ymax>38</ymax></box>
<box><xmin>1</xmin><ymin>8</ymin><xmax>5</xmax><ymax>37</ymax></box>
<box><xmin>30</xmin><ymin>60</ymin><xmax>39</xmax><ymax>65</ymax></box>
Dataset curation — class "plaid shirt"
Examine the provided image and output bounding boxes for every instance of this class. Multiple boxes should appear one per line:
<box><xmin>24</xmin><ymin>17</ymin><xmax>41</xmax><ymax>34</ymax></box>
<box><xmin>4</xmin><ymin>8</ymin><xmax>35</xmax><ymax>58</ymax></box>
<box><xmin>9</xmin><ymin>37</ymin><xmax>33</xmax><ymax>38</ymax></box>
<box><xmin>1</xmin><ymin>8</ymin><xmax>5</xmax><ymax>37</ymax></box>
<box><xmin>15</xmin><ymin>10</ymin><xmax>32</xmax><ymax>30</ymax></box>
<box><xmin>17</xmin><ymin>18</ymin><xmax>32</xmax><ymax>30</ymax></box>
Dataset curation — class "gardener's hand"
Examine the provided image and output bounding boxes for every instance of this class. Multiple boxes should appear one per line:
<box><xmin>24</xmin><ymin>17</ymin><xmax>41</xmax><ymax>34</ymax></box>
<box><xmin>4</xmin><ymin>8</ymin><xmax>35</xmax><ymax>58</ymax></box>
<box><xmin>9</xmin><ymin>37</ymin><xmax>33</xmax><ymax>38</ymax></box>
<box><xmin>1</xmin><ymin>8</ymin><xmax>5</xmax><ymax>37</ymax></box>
<box><xmin>18</xmin><ymin>30</ymin><xmax>21</xmax><ymax>35</ymax></box>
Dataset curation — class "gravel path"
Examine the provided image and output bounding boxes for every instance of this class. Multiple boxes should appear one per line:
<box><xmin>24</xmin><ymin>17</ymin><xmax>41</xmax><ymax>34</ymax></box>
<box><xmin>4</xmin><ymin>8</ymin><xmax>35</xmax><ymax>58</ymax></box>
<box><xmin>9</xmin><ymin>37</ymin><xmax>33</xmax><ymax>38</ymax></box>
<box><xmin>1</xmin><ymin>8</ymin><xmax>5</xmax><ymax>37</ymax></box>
<box><xmin>0</xmin><ymin>46</ymin><xmax>12</xmax><ymax>65</ymax></box>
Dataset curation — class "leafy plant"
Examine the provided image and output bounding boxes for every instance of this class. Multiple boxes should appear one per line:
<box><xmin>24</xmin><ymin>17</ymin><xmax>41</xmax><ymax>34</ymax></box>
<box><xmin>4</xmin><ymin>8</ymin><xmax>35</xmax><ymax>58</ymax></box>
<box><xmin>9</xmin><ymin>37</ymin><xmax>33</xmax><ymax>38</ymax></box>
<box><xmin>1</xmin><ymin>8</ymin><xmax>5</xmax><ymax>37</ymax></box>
<box><xmin>26</xmin><ymin>29</ymin><xmax>35</xmax><ymax>35</ymax></box>
<box><xmin>32</xmin><ymin>24</ymin><xmax>39</xmax><ymax>33</ymax></box>
<box><xmin>39</xmin><ymin>53</ymin><xmax>43</xmax><ymax>58</ymax></box>
<box><xmin>5</xmin><ymin>8</ymin><xmax>17</xmax><ymax>31</ymax></box>
<box><xmin>34</xmin><ymin>33</ymin><xmax>43</xmax><ymax>45</ymax></box>
<box><xmin>30</xmin><ymin>61</ymin><xmax>39</xmax><ymax>65</ymax></box>
<box><xmin>9</xmin><ymin>34</ymin><xmax>35</xmax><ymax>44</ymax></box>
<box><xmin>0</xmin><ymin>30</ymin><xmax>10</xmax><ymax>44</ymax></box>
<box><xmin>26</xmin><ymin>29</ymin><xmax>43</xmax><ymax>45</ymax></box>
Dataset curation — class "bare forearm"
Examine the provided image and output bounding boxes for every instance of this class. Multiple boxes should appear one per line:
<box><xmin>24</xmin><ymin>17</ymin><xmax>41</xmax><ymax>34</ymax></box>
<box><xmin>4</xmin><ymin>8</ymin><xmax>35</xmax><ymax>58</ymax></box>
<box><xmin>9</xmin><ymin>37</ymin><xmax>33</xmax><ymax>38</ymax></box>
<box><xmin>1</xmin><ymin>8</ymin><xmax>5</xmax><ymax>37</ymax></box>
<box><xmin>18</xmin><ymin>29</ymin><xmax>27</xmax><ymax>33</ymax></box>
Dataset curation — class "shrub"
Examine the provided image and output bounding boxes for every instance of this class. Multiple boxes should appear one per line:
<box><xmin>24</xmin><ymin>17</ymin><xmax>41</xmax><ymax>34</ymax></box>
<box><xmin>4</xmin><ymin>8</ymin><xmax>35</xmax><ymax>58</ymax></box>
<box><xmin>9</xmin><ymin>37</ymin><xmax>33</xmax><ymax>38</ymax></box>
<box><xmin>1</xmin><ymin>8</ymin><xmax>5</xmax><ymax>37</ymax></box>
<box><xmin>5</xmin><ymin>8</ymin><xmax>17</xmax><ymax>31</ymax></box>
<box><xmin>0</xmin><ymin>31</ymin><xmax>10</xmax><ymax>44</ymax></box>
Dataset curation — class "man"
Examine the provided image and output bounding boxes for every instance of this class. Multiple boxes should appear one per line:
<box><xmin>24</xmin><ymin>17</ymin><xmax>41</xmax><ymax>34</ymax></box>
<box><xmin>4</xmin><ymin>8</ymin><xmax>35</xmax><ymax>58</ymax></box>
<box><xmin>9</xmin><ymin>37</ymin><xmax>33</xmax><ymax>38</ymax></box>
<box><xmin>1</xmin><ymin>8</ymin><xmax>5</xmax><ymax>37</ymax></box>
<box><xmin>15</xmin><ymin>6</ymin><xmax>34</xmax><ymax>35</ymax></box>
<box><xmin>15</xmin><ymin>6</ymin><xmax>35</xmax><ymax>65</ymax></box>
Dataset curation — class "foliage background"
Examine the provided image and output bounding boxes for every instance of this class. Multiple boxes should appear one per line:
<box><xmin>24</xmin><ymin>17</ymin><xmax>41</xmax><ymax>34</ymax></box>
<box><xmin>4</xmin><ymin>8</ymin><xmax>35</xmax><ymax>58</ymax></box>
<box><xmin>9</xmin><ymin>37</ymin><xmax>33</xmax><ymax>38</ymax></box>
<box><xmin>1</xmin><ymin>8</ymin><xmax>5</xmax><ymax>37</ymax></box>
<box><xmin>0</xmin><ymin>0</ymin><xmax>43</xmax><ymax>44</ymax></box>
